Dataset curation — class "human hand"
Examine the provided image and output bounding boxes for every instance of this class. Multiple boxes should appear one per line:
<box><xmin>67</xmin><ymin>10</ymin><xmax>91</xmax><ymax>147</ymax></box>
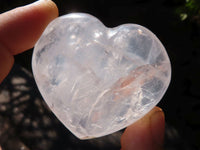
<box><xmin>121</xmin><ymin>106</ymin><xmax>165</xmax><ymax>150</ymax></box>
<box><xmin>0</xmin><ymin>1</ymin><xmax>165</xmax><ymax>149</ymax></box>
<box><xmin>0</xmin><ymin>0</ymin><xmax>58</xmax><ymax>83</ymax></box>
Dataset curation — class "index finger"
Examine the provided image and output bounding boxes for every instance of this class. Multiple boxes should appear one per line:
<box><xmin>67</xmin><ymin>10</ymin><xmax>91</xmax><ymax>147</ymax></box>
<box><xmin>0</xmin><ymin>0</ymin><xmax>58</xmax><ymax>55</ymax></box>
<box><xmin>0</xmin><ymin>0</ymin><xmax>58</xmax><ymax>83</ymax></box>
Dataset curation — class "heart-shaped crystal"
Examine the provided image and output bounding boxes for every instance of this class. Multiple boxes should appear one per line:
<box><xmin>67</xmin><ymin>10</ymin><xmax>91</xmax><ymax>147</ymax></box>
<box><xmin>32</xmin><ymin>13</ymin><xmax>171</xmax><ymax>139</ymax></box>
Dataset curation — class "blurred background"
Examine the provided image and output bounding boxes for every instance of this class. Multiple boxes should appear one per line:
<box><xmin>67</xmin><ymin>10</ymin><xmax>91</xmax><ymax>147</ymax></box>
<box><xmin>0</xmin><ymin>0</ymin><xmax>200</xmax><ymax>149</ymax></box>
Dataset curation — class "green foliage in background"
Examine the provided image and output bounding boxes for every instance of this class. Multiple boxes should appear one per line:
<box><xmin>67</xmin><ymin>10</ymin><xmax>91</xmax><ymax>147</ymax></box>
<box><xmin>176</xmin><ymin>0</ymin><xmax>200</xmax><ymax>21</ymax></box>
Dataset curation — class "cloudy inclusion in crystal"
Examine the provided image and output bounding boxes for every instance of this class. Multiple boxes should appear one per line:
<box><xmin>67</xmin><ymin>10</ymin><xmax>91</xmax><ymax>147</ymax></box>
<box><xmin>32</xmin><ymin>13</ymin><xmax>171</xmax><ymax>139</ymax></box>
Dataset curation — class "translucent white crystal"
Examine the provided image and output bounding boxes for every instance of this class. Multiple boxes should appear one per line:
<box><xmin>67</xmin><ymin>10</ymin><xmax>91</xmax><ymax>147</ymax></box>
<box><xmin>32</xmin><ymin>13</ymin><xmax>171</xmax><ymax>139</ymax></box>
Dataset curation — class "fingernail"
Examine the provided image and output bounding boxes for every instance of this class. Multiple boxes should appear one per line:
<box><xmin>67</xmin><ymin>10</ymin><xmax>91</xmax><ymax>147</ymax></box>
<box><xmin>38</xmin><ymin>0</ymin><xmax>53</xmax><ymax>2</ymax></box>
<box><xmin>34</xmin><ymin>0</ymin><xmax>50</xmax><ymax>4</ymax></box>
<box><xmin>150</xmin><ymin>109</ymin><xmax>165</xmax><ymax>147</ymax></box>
<box><xmin>28</xmin><ymin>0</ymin><xmax>51</xmax><ymax>6</ymax></box>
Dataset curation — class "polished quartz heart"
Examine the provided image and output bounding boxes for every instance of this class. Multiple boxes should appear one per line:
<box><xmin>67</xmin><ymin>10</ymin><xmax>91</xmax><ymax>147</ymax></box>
<box><xmin>32</xmin><ymin>13</ymin><xmax>171</xmax><ymax>139</ymax></box>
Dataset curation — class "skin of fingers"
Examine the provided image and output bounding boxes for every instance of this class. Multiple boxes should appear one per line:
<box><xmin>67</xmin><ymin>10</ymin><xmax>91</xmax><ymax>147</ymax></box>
<box><xmin>0</xmin><ymin>0</ymin><xmax>58</xmax><ymax>83</ymax></box>
<box><xmin>121</xmin><ymin>107</ymin><xmax>165</xmax><ymax>150</ymax></box>
<box><xmin>0</xmin><ymin>43</ymin><xmax>14</xmax><ymax>84</ymax></box>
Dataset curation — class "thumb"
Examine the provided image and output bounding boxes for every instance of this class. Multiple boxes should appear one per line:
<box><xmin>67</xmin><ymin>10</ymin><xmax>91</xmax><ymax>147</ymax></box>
<box><xmin>121</xmin><ymin>107</ymin><xmax>165</xmax><ymax>150</ymax></box>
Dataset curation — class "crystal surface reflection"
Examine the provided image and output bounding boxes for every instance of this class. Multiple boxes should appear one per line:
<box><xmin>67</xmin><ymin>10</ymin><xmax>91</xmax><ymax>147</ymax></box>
<box><xmin>32</xmin><ymin>13</ymin><xmax>171</xmax><ymax>139</ymax></box>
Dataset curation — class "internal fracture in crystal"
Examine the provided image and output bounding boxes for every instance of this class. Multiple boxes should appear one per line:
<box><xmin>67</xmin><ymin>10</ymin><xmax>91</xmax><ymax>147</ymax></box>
<box><xmin>32</xmin><ymin>13</ymin><xmax>171</xmax><ymax>139</ymax></box>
